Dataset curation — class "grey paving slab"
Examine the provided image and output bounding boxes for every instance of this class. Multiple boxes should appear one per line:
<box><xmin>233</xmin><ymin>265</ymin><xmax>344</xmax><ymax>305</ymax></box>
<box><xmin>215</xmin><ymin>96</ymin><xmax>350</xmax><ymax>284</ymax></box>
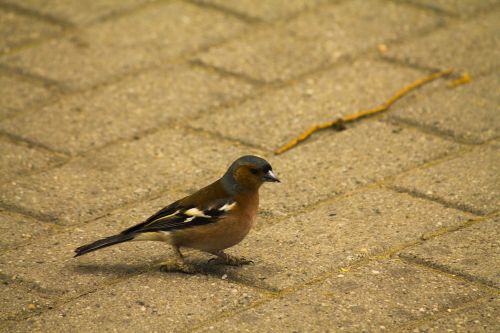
<box><xmin>0</xmin><ymin>280</ymin><xmax>53</xmax><ymax>321</ymax></box>
<box><xmin>401</xmin><ymin>0</ymin><xmax>500</xmax><ymax>17</ymax></box>
<box><xmin>0</xmin><ymin>138</ymin><xmax>64</xmax><ymax>183</ymax></box>
<box><xmin>0</xmin><ymin>192</ymin><xmax>186</xmax><ymax>297</ymax></box>
<box><xmin>0</xmin><ymin>74</ymin><xmax>57</xmax><ymax>119</ymax></box>
<box><xmin>196</xmin><ymin>0</ymin><xmax>441</xmax><ymax>82</ymax></box>
<box><xmin>0</xmin><ymin>8</ymin><xmax>62</xmax><ymax>54</ymax></box>
<box><xmin>408</xmin><ymin>297</ymin><xmax>500</xmax><ymax>332</ymax></box>
<box><xmin>0</xmin><ymin>210</ymin><xmax>57</xmax><ymax>250</ymax></box>
<box><xmin>0</xmin><ymin>1</ymin><xmax>247</xmax><ymax>89</ymax></box>
<box><xmin>194</xmin><ymin>0</ymin><xmax>330</xmax><ymax>21</ymax></box>
<box><xmin>0</xmin><ymin>128</ymin><xmax>254</xmax><ymax>224</ymax></box>
<box><xmin>401</xmin><ymin>217</ymin><xmax>500</xmax><ymax>288</ymax></box>
<box><xmin>257</xmin><ymin>121</ymin><xmax>460</xmax><ymax>213</ymax></box>
<box><xmin>199</xmin><ymin>187</ymin><xmax>473</xmax><ymax>291</ymax></box>
<box><xmin>0</xmin><ymin>191</ymin><xmax>263</xmax><ymax>331</ymax></box>
<box><xmin>385</xmin><ymin>12</ymin><xmax>500</xmax><ymax>75</ymax></box>
<box><xmin>0</xmin><ymin>65</ymin><xmax>255</xmax><ymax>155</ymax></box>
<box><xmin>199</xmin><ymin>260</ymin><xmax>487</xmax><ymax>332</ymax></box>
<box><xmin>389</xmin><ymin>73</ymin><xmax>500</xmax><ymax>144</ymax></box>
<box><xmin>2</xmin><ymin>0</ymin><xmax>153</xmax><ymax>25</ymax></box>
<box><xmin>393</xmin><ymin>142</ymin><xmax>499</xmax><ymax>215</ymax></box>
<box><xmin>192</xmin><ymin>59</ymin><xmax>425</xmax><ymax>149</ymax></box>
<box><xmin>5</xmin><ymin>273</ymin><xmax>263</xmax><ymax>333</ymax></box>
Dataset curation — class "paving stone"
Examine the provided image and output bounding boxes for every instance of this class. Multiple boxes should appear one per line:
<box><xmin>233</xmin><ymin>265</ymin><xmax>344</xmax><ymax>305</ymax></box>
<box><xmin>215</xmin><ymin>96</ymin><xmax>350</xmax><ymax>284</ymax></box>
<box><xmin>0</xmin><ymin>192</ymin><xmax>263</xmax><ymax>328</ymax></box>
<box><xmin>194</xmin><ymin>0</ymin><xmax>329</xmax><ymax>21</ymax></box>
<box><xmin>200</xmin><ymin>260</ymin><xmax>486</xmax><ymax>332</ymax></box>
<box><xmin>389</xmin><ymin>74</ymin><xmax>500</xmax><ymax>144</ymax></box>
<box><xmin>0</xmin><ymin>65</ymin><xmax>255</xmax><ymax>155</ymax></box>
<box><xmin>0</xmin><ymin>279</ymin><xmax>53</xmax><ymax>321</ymax></box>
<box><xmin>0</xmin><ymin>192</ymin><xmax>186</xmax><ymax>297</ymax></box>
<box><xmin>0</xmin><ymin>210</ymin><xmax>57</xmax><ymax>250</ymax></box>
<box><xmin>409</xmin><ymin>297</ymin><xmax>500</xmax><ymax>332</ymax></box>
<box><xmin>199</xmin><ymin>188</ymin><xmax>473</xmax><ymax>290</ymax></box>
<box><xmin>2</xmin><ymin>0</ymin><xmax>153</xmax><ymax>25</ymax></box>
<box><xmin>401</xmin><ymin>0</ymin><xmax>500</xmax><ymax>17</ymax></box>
<box><xmin>385</xmin><ymin>12</ymin><xmax>500</xmax><ymax>75</ymax></box>
<box><xmin>257</xmin><ymin>121</ymin><xmax>460</xmax><ymax>213</ymax></box>
<box><xmin>401</xmin><ymin>217</ymin><xmax>500</xmax><ymax>288</ymax></box>
<box><xmin>0</xmin><ymin>1</ymin><xmax>247</xmax><ymax>89</ymax></box>
<box><xmin>0</xmin><ymin>74</ymin><xmax>56</xmax><ymax>119</ymax></box>
<box><xmin>1</xmin><ymin>1</ymin><xmax>497</xmax><ymax>331</ymax></box>
<box><xmin>0</xmin><ymin>128</ymin><xmax>254</xmax><ymax>224</ymax></box>
<box><xmin>196</xmin><ymin>0</ymin><xmax>441</xmax><ymax>82</ymax></box>
<box><xmin>0</xmin><ymin>138</ymin><xmax>64</xmax><ymax>183</ymax></box>
<box><xmin>7</xmin><ymin>273</ymin><xmax>263</xmax><ymax>333</ymax></box>
<box><xmin>393</xmin><ymin>142</ymin><xmax>499</xmax><ymax>215</ymax></box>
<box><xmin>192</xmin><ymin>59</ymin><xmax>425</xmax><ymax>149</ymax></box>
<box><xmin>0</xmin><ymin>9</ymin><xmax>62</xmax><ymax>54</ymax></box>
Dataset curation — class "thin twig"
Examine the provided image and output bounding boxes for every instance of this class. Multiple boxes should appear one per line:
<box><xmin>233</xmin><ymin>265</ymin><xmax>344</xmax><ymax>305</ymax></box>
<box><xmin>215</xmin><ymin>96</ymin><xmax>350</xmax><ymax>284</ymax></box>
<box><xmin>447</xmin><ymin>71</ymin><xmax>471</xmax><ymax>88</ymax></box>
<box><xmin>274</xmin><ymin>68</ymin><xmax>454</xmax><ymax>155</ymax></box>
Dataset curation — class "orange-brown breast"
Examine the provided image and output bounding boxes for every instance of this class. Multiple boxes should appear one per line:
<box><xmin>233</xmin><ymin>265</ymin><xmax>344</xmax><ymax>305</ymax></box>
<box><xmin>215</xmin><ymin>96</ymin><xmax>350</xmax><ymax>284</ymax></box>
<box><xmin>171</xmin><ymin>190</ymin><xmax>259</xmax><ymax>252</ymax></box>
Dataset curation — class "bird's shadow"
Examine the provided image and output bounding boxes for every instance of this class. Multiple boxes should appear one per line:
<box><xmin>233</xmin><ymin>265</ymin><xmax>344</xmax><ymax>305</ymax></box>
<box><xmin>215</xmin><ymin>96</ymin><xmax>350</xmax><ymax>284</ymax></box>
<box><xmin>71</xmin><ymin>257</ymin><xmax>233</xmax><ymax>278</ymax></box>
<box><xmin>72</xmin><ymin>262</ymin><xmax>148</xmax><ymax>276</ymax></box>
<box><xmin>71</xmin><ymin>257</ymin><xmax>279</xmax><ymax>291</ymax></box>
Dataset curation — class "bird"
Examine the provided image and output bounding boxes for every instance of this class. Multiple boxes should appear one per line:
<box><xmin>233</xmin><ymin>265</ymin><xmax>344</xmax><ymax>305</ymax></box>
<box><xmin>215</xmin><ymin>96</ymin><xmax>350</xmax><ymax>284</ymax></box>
<box><xmin>74</xmin><ymin>155</ymin><xmax>280</xmax><ymax>273</ymax></box>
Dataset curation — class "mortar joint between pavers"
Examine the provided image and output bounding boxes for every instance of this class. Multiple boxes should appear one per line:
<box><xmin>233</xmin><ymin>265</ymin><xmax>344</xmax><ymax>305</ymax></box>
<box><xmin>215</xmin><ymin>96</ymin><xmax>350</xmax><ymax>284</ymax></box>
<box><xmin>387</xmin><ymin>0</ymin><xmax>458</xmax><ymax>18</ymax></box>
<box><xmin>0</xmin><ymin>63</ymin><xmax>69</xmax><ymax>92</ymax></box>
<box><xmin>287</xmin><ymin>139</ymin><xmax>468</xmax><ymax>217</ymax></box>
<box><xmin>0</xmin><ymin>201</ymin><xmax>58</xmax><ymax>225</ymax></box>
<box><xmin>396</xmin><ymin>256</ymin><xmax>500</xmax><ymax>293</ymax></box>
<box><xmin>386</xmin><ymin>114</ymin><xmax>499</xmax><ymax>147</ymax></box>
<box><xmin>188</xmin><ymin>257</ymin><xmax>395</xmax><ymax>332</ymax></box>
<box><xmin>89</xmin><ymin>0</ymin><xmax>174</xmax><ymax>26</ymax></box>
<box><xmin>0</xmin><ymin>2</ymin><xmax>73</xmax><ymax>29</ymax></box>
<box><xmin>388</xmin><ymin>184</ymin><xmax>489</xmax><ymax>216</ymax></box>
<box><xmin>382</xmin><ymin>117</ymin><xmax>480</xmax><ymax>146</ymax></box>
<box><xmin>4</xmin><ymin>270</ymin><xmax>149</xmax><ymax>324</ymax></box>
<box><xmin>0</xmin><ymin>271</ymin><xmax>62</xmax><ymax>297</ymax></box>
<box><xmin>181</xmin><ymin>124</ymin><xmax>272</xmax><ymax>154</ymax></box>
<box><xmin>378</xmin><ymin>54</ymin><xmax>444</xmax><ymax>73</ymax></box>
<box><xmin>188</xmin><ymin>58</ymin><xmax>267</xmax><ymax>87</ymax></box>
<box><xmin>186</xmin><ymin>296</ymin><xmax>277</xmax><ymax>333</ymax></box>
<box><xmin>393</xmin><ymin>294</ymin><xmax>497</xmax><ymax>332</ymax></box>
<box><xmin>0</xmin><ymin>0</ymin><xmax>251</xmax><ymax>91</ymax></box>
<box><xmin>185</xmin><ymin>0</ymin><xmax>262</xmax><ymax>24</ymax></box>
<box><xmin>420</xmin><ymin>212</ymin><xmax>498</xmax><ymax>241</ymax></box>
<box><xmin>0</xmin><ymin>186</ymin><xmax>191</xmax><ymax>257</ymax></box>
<box><xmin>0</xmin><ymin>130</ymin><xmax>70</xmax><ymax>158</ymax></box>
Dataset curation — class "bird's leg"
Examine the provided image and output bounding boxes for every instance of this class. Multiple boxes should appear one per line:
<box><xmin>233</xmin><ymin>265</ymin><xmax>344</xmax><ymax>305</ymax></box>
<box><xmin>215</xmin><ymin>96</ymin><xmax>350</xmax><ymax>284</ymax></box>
<box><xmin>208</xmin><ymin>250</ymin><xmax>253</xmax><ymax>266</ymax></box>
<box><xmin>159</xmin><ymin>245</ymin><xmax>196</xmax><ymax>274</ymax></box>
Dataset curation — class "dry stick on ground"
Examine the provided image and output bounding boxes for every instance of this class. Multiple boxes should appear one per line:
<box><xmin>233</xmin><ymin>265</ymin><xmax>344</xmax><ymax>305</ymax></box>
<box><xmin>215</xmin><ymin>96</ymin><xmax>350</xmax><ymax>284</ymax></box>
<box><xmin>274</xmin><ymin>68</ymin><xmax>454</xmax><ymax>155</ymax></box>
<box><xmin>448</xmin><ymin>71</ymin><xmax>471</xmax><ymax>88</ymax></box>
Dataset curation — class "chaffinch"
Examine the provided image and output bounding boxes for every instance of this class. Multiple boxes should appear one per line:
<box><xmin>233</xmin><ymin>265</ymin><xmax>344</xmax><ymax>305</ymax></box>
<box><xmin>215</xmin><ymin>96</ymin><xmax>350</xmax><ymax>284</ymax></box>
<box><xmin>74</xmin><ymin>155</ymin><xmax>280</xmax><ymax>273</ymax></box>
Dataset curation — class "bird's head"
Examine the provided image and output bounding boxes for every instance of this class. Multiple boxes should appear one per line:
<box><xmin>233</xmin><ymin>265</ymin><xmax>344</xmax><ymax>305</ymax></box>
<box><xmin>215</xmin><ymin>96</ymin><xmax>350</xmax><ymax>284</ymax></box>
<box><xmin>222</xmin><ymin>155</ymin><xmax>280</xmax><ymax>192</ymax></box>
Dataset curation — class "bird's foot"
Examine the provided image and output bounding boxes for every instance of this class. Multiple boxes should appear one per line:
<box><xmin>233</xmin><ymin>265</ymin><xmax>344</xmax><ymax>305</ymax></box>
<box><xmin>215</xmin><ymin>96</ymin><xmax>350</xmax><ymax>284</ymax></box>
<box><xmin>225</xmin><ymin>255</ymin><xmax>253</xmax><ymax>266</ymax></box>
<box><xmin>159</xmin><ymin>259</ymin><xmax>196</xmax><ymax>274</ymax></box>
<box><xmin>209</xmin><ymin>252</ymin><xmax>253</xmax><ymax>266</ymax></box>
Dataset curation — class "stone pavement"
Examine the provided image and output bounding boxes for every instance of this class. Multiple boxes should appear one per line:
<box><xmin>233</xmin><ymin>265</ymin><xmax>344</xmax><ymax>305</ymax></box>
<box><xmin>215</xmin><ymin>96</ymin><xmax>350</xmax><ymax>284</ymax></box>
<box><xmin>0</xmin><ymin>0</ymin><xmax>499</xmax><ymax>332</ymax></box>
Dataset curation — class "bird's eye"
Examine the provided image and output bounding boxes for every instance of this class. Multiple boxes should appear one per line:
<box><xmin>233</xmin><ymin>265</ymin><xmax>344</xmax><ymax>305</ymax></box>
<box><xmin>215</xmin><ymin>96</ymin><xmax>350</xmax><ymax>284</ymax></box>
<box><xmin>250</xmin><ymin>168</ymin><xmax>259</xmax><ymax>175</ymax></box>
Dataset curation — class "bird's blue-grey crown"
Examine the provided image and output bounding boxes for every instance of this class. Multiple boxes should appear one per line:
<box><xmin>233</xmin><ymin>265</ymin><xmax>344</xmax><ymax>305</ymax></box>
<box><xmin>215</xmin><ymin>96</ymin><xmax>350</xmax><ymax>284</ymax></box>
<box><xmin>221</xmin><ymin>155</ymin><xmax>279</xmax><ymax>193</ymax></box>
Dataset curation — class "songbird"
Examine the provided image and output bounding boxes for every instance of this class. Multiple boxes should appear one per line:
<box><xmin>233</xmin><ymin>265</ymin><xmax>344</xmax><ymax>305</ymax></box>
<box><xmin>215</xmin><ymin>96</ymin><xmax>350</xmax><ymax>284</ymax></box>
<box><xmin>74</xmin><ymin>155</ymin><xmax>280</xmax><ymax>273</ymax></box>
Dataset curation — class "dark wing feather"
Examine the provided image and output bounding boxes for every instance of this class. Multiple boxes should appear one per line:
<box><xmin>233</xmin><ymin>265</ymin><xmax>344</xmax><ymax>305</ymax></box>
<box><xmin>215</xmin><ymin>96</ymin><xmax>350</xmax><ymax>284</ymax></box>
<box><xmin>121</xmin><ymin>198</ymin><xmax>235</xmax><ymax>235</ymax></box>
<box><xmin>121</xmin><ymin>201</ymin><xmax>182</xmax><ymax>234</ymax></box>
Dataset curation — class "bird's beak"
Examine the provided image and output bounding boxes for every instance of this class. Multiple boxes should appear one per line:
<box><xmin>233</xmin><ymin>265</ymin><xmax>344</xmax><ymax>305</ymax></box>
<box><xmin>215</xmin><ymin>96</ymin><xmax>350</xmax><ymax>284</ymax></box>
<box><xmin>263</xmin><ymin>170</ymin><xmax>280</xmax><ymax>182</ymax></box>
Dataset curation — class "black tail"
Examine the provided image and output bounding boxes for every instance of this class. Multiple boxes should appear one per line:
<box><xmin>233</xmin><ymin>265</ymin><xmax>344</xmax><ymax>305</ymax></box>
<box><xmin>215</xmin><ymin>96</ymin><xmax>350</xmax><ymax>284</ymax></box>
<box><xmin>74</xmin><ymin>233</ymin><xmax>135</xmax><ymax>257</ymax></box>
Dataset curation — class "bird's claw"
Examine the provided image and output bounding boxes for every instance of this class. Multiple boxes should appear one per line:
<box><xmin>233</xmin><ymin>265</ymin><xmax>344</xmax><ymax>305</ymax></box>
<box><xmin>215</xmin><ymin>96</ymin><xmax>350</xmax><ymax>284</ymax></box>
<box><xmin>210</xmin><ymin>254</ymin><xmax>253</xmax><ymax>266</ymax></box>
<box><xmin>208</xmin><ymin>257</ymin><xmax>218</xmax><ymax>264</ymax></box>
<box><xmin>159</xmin><ymin>260</ymin><xmax>196</xmax><ymax>274</ymax></box>
<box><xmin>228</xmin><ymin>256</ymin><xmax>253</xmax><ymax>266</ymax></box>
